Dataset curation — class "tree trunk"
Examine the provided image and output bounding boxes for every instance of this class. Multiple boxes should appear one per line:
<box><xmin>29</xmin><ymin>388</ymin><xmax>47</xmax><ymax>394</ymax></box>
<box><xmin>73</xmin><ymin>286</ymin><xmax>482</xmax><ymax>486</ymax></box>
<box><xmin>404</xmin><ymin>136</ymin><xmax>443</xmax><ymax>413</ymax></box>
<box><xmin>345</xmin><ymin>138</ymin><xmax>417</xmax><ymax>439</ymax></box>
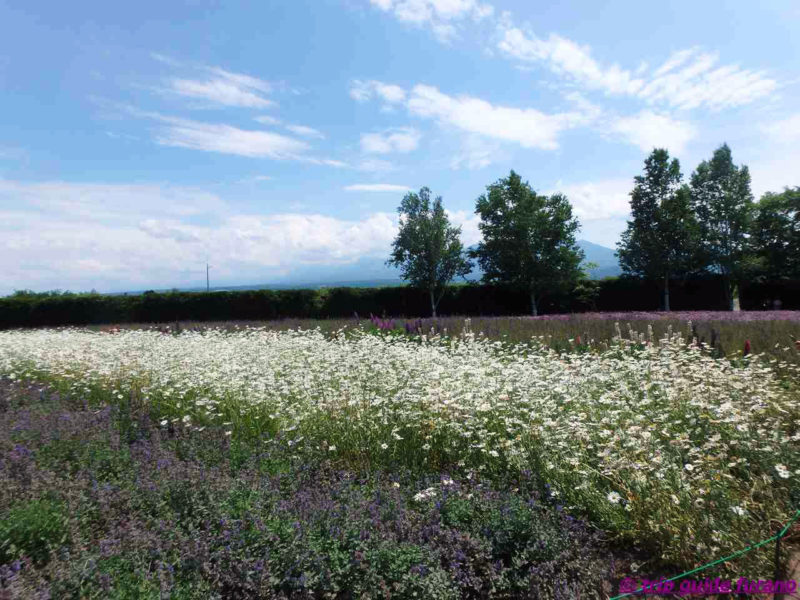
<box><xmin>723</xmin><ymin>276</ymin><xmax>733</xmax><ymax>311</ymax></box>
<box><xmin>429</xmin><ymin>289</ymin><xmax>437</xmax><ymax>318</ymax></box>
<box><xmin>731</xmin><ymin>282</ymin><xmax>741</xmax><ymax>312</ymax></box>
<box><xmin>663</xmin><ymin>274</ymin><xmax>670</xmax><ymax>312</ymax></box>
<box><xmin>530</xmin><ymin>291</ymin><xmax>538</xmax><ymax>317</ymax></box>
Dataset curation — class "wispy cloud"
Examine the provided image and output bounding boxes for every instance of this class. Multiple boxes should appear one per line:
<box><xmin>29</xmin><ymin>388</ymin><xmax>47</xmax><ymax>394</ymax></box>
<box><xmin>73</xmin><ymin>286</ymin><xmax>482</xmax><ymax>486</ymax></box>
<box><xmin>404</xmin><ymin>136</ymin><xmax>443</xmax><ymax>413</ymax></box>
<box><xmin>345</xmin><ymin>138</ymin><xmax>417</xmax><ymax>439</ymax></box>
<box><xmin>167</xmin><ymin>78</ymin><xmax>275</xmax><ymax>109</ymax></box>
<box><xmin>360</xmin><ymin>127</ymin><xmax>421</xmax><ymax>153</ymax></box>
<box><xmin>344</xmin><ymin>183</ymin><xmax>412</xmax><ymax>192</ymax></box>
<box><xmin>112</xmin><ymin>105</ymin><xmax>343</xmax><ymax>165</ymax></box>
<box><xmin>609</xmin><ymin>111</ymin><xmax>696</xmax><ymax>154</ymax></box>
<box><xmin>285</xmin><ymin>124</ymin><xmax>325</xmax><ymax>139</ymax></box>
<box><xmin>159</xmin><ymin>63</ymin><xmax>275</xmax><ymax>109</ymax></box>
<box><xmin>152</xmin><ymin>115</ymin><xmax>310</xmax><ymax>158</ymax></box>
<box><xmin>498</xmin><ymin>28</ymin><xmax>645</xmax><ymax>95</ymax></box>
<box><xmin>449</xmin><ymin>135</ymin><xmax>501</xmax><ymax>170</ymax></box>
<box><xmin>406</xmin><ymin>84</ymin><xmax>590</xmax><ymax>150</ymax></box>
<box><xmin>352</xmin><ymin>81</ymin><xmax>595</xmax><ymax>152</ymax></box>
<box><xmin>369</xmin><ymin>0</ymin><xmax>494</xmax><ymax>42</ymax></box>
<box><xmin>350</xmin><ymin>79</ymin><xmax>407</xmax><ymax>104</ymax></box>
<box><xmin>254</xmin><ymin>115</ymin><xmax>282</xmax><ymax>125</ymax></box>
<box><xmin>498</xmin><ymin>25</ymin><xmax>778</xmax><ymax>111</ymax></box>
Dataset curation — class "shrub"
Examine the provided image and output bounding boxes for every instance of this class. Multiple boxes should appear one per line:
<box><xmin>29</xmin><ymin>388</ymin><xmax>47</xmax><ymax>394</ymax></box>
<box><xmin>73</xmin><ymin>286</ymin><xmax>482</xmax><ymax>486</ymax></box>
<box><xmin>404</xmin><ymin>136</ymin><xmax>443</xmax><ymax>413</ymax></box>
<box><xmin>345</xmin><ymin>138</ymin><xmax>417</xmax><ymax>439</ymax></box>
<box><xmin>0</xmin><ymin>497</ymin><xmax>69</xmax><ymax>565</ymax></box>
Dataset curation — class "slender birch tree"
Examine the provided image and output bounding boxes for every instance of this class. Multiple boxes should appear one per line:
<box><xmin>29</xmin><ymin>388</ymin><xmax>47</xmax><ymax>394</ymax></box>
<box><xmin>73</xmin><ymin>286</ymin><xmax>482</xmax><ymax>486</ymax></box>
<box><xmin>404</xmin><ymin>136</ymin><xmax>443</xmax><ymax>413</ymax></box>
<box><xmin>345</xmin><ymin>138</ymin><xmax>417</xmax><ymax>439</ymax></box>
<box><xmin>387</xmin><ymin>187</ymin><xmax>472</xmax><ymax>317</ymax></box>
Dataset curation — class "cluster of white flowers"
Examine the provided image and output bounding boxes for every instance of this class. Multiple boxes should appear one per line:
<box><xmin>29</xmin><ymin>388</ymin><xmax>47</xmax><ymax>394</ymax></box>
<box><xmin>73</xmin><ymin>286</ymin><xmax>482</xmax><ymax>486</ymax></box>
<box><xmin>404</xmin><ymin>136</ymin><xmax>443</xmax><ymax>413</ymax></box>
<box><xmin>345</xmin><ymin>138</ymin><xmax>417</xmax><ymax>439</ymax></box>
<box><xmin>413</xmin><ymin>487</ymin><xmax>437</xmax><ymax>502</ymax></box>
<box><xmin>1</xmin><ymin>323</ymin><xmax>798</xmax><ymax>564</ymax></box>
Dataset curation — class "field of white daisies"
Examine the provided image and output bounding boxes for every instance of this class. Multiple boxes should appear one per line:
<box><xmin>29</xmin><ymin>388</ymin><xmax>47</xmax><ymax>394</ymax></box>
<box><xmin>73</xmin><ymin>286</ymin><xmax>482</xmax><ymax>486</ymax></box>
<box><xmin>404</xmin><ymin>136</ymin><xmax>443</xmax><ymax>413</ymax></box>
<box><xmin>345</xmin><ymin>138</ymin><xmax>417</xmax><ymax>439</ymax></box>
<box><xmin>1</xmin><ymin>320</ymin><xmax>798</xmax><ymax>570</ymax></box>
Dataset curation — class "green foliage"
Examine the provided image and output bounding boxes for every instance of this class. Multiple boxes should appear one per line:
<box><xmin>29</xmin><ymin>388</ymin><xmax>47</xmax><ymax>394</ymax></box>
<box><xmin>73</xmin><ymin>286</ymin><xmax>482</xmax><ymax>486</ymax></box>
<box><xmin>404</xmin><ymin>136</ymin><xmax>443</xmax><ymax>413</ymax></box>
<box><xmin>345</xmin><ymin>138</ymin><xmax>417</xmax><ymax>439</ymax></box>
<box><xmin>361</xmin><ymin>543</ymin><xmax>459</xmax><ymax>599</ymax></box>
<box><xmin>752</xmin><ymin>187</ymin><xmax>800</xmax><ymax>280</ymax></box>
<box><xmin>1</xmin><ymin>277</ymin><xmax>800</xmax><ymax>329</ymax></box>
<box><xmin>387</xmin><ymin>187</ymin><xmax>472</xmax><ymax>317</ymax></box>
<box><xmin>690</xmin><ymin>144</ymin><xmax>756</xmax><ymax>308</ymax></box>
<box><xmin>470</xmin><ymin>171</ymin><xmax>585</xmax><ymax>316</ymax></box>
<box><xmin>0</xmin><ymin>497</ymin><xmax>70</xmax><ymax>565</ymax></box>
<box><xmin>617</xmin><ymin>149</ymin><xmax>701</xmax><ymax>310</ymax></box>
<box><xmin>163</xmin><ymin>481</ymin><xmax>214</xmax><ymax>530</ymax></box>
<box><xmin>37</xmin><ymin>438</ymin><xmax>133</xmax><ymax>481</ymax></box>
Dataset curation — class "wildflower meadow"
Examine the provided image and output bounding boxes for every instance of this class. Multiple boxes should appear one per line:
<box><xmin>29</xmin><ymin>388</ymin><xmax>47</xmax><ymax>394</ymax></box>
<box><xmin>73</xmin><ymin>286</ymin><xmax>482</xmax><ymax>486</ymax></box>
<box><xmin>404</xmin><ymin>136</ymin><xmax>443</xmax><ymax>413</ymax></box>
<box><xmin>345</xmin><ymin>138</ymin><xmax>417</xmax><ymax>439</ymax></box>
<box><xmin>1</xmin><ymin>315</ymin><xmax>799</xmax><ymax>597</ymax></box>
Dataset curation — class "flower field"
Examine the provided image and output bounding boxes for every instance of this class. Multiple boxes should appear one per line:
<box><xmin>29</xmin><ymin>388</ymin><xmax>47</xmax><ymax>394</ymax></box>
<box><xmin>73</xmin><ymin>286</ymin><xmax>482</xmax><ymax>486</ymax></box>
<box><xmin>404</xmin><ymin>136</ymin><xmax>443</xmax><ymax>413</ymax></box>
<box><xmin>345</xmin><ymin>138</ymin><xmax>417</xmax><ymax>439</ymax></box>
<box><xmin>2</xmin><ymin>318</ymin><xmax>799</xmax><ymax>583</ymax></box>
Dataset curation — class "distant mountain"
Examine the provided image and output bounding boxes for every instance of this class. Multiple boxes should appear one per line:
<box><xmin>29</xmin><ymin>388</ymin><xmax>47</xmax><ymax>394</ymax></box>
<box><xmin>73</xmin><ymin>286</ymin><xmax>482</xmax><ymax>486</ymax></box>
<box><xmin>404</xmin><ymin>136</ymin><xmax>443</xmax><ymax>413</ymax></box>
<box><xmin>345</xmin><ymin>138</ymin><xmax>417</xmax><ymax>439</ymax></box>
<box><xmin>461</xmin><ymin>240</ymin><xmax>620</xmax><ymax>281</ymax></box>
<box><xmin>255</xmin><ymin>239</ymin><xmax>619</xmax><ymax>289</ymax></box>
<box><xmin>578</xmin><ymin>240</ymin><xmax>622</xmax><ymax>279</ymax></box>
<box><xmin>111</xmin><ymin>239</ymin><xmax>620</xmax><ymax>295</ymax></box>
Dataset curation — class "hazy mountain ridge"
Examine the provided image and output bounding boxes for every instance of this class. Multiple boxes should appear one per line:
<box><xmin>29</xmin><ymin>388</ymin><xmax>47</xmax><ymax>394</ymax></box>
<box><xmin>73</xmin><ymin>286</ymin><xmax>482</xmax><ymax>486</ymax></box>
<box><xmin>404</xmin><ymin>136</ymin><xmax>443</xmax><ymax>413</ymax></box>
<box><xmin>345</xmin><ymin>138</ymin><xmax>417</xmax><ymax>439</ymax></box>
<box><xmin>112</xmin><ymin>240</ymin><xmax>620</xmax><ymax>295</ymax></box>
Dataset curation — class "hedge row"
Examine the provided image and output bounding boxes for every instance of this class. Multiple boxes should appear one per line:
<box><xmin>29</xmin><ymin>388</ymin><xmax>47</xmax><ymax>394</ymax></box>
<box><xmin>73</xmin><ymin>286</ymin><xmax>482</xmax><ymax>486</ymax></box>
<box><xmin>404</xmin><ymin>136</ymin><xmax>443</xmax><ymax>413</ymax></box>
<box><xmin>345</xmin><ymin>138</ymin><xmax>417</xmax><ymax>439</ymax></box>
<box><xmin>1</xmin><ymin>277</ymin><xmax>798</xmax><ymax>329</ymax></box>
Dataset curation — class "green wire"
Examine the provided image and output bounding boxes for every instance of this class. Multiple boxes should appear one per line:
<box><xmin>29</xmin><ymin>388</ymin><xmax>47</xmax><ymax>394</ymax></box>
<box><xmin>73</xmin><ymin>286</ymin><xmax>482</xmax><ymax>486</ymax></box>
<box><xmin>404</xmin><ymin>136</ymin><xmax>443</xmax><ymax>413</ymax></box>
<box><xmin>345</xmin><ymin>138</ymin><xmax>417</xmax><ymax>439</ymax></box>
<box><xmin>610</xmin><ymin>509</ymin><xmax>800</xmax><ymax>600</ymax></box>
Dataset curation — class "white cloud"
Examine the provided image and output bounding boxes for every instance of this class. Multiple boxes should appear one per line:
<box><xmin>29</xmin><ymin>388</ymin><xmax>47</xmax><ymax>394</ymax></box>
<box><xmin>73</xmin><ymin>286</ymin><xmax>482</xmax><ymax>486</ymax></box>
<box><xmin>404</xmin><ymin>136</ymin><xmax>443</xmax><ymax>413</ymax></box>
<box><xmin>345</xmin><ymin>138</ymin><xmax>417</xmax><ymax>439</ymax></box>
<box><xmin>360</xmin><ymin>127</ymin><xmax>421</xmax><ymax>153</ymax></box>
<box><xmin>344</xmin><ymin>183</ymin><xmax>412</xmax><ymax>192</ymax></box>
<box><xmin>350</xmin><ymin>79</ymin><xmax>407</xmax><ymax>104</ymax></box>
<box><xmin>498</xmin><ymin>25</ymin><xmax>778</xmax><ymax>111</ymax></box>
<box><xmin>639</xmin><ymin>48</ymin><xmax>778</xmax><ymax>111</ymax></box>
<box><xmin>370</xmin><ymin>0</ymin><xmax>494</xmax><ymax>41</ymax></box>
<box><xmin>352</xmin><ymin>81</ymin><xmax>593</xmax><ymax>150</ymax></box>
<box><xmin>205</xmin><ymin>67</ymin><xmax>271</xmax><ymax>94</ymax></box>
<box><xmin>153</xmin><ymin>115</ymin><xmax>310</xmax><ymax>158</ymax></box>
<box><xmin>164</xmin><ymin>67</ymin><xmax>275</xmax><ymax>109</ymax></box>
<box><xmin>0</xmin><ymin>179</ymin><xmax>403</xmax><ymax>294</ymax></box>
<box><xmin>546</xmin><ymin>179</ymin><xmax>632</xmax><ymax>221</ymax></box>
<box><xmin>168</xmin><ymin>78</ymin><xmax>275</xmax><ymax>109</ymax></box>
<box><xmin>406</xmin><ymin>84</ymin><xmax>589</xmax><ymax>150</ymax></box>
<box><xmin>130</xmin><ymin>110</ymin><xmax>342</xmax><ymax>165</ymax></box>
<box><xmin>498</xmin><ymin>27</ymin><xmax>644</xmax><ymax>95</ymax></box>
<box><xmin>445</xmin><ymin>209</ymin><xmax>482</xmax><ymax>246</ymax></box>
<box><xmin>368</xmin><ymin>2</ymin><xmax>777</xmax><ymax>112</ymax></box>
<box><xmin>150</xmin><ymin>52</ymin><xmax>184</xmax><ymax>68</ymax></box>
<box><xmin>449</xmin><ymin>135</ymin><xmax>500</xmax><ymax>170</ymax></box>
<box><xmin>285</xmin><ymin>124</ymin><xmax>325</xmax><ymax>139</ymax></box>
<box><xmin>761</xmin><ymin>113</ymin><xmax>800</xmax><ymax>144</ymax></box>
<box><xmin>610</xmin><ymin>111</ymin><xmax>696</xmax><ymax>155</ymax></box>
<box><xmin>254</xmin><ymin>115</ymin><xmax>281</xmax><ymax>125</ymax></box>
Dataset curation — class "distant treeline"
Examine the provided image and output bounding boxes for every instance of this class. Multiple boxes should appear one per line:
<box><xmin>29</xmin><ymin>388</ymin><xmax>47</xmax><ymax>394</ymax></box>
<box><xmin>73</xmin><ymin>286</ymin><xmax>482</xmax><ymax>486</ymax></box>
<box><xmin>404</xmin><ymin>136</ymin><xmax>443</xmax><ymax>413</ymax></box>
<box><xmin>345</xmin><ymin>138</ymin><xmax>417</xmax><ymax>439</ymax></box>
<box><xmin>1</xmin><ymin>276</ymin><xmax>798</xmax><ymax>329</ymax></box>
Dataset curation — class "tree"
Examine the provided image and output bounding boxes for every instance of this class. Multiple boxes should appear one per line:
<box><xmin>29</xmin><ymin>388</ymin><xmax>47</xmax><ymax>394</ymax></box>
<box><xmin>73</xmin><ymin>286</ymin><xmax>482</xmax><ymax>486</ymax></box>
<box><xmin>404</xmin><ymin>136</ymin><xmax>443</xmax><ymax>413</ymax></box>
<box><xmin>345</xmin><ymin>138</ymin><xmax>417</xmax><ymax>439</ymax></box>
<box><xmin>470</xmin><ymin>170</ymin><xmax>584</xmax><ymax>316</ymax></box>
<box><xmin>751</xmin><ymin>187</ymin><xmax>800</xmax><ymax>280</ymax></box>
<box><xmin>690</xmin><ymin>144</ymin><xmax>755</xmax><ymax>310</ymax></box>
<box><xmin>616</xmin><ymin>149</ymin><xmax>701</xmax><ymax>311</ymax></box>
<box><xmin>386</xmin><ymin>187</ymin><xmax>472</xmax><ymax>317</ymax></box>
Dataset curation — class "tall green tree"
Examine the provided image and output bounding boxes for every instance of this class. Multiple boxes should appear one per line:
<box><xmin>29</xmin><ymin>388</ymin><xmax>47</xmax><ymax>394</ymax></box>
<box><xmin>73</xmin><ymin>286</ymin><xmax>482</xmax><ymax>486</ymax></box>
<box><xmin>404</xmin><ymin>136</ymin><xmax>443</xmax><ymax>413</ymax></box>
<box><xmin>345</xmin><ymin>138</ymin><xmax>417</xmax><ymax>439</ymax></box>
<box><xmin>470</xmin><ymin>170</ymin><xmax>584</xmax><ymax>316</ymax></box>
<box><xmin>751</xmin><ymin>187</ymin><xmax>800</xmax><ymax>280</ymax></box>
<box><xmin>690</xmin><ymin>143</ymin><xmax>755</xmax><ymax>310</ymax></box>
<box><xmin>616</xmin><ymin>149</ymin><xmax>700</xmax><ymax>311</ymax></box>
<box><xmin>387</xmin><ymin>187</ymin><xmax>472</xmax><ymax>317</ymax></box>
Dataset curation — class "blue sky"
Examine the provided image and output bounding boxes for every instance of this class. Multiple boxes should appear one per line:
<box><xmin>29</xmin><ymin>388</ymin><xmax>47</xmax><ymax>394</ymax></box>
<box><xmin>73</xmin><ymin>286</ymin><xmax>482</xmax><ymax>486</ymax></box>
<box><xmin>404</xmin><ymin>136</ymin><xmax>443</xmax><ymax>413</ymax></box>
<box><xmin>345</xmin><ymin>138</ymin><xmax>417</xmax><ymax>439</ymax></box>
<box><xmin>1</xmin><ymin>0</ymin><xmax>799</xmax><ymax>294</ymax></box>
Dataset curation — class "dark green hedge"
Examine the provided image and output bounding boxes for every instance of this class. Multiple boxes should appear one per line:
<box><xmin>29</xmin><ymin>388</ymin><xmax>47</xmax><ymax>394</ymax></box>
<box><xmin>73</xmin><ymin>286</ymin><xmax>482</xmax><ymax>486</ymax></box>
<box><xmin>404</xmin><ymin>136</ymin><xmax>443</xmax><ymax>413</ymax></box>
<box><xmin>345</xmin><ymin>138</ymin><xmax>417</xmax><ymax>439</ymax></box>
<box><xmin>1</xmin><ymin>277</ymin><xmax>798</xmax><ymax>329</ymax></box>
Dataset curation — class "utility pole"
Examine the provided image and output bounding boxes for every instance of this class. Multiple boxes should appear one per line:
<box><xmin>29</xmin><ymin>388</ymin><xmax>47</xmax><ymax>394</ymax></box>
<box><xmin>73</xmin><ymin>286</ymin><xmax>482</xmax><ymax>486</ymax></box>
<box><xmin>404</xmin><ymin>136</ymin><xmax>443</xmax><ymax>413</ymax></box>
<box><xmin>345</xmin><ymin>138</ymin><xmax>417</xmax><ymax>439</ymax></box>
<box><xmin>206</xmin><ymin>263</ymin><xmax>210</xmax><ymax>292</ymax></box>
